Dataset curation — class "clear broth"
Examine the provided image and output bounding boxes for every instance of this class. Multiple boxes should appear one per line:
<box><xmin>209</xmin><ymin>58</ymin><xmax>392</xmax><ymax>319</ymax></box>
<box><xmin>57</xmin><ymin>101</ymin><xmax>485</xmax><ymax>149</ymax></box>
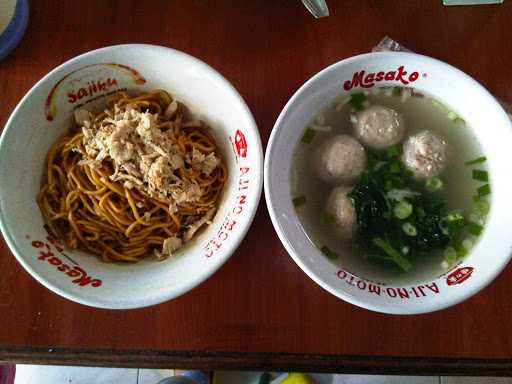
<box><xmin>291</xmin><ymin>88</ymin><xmax>488</xmax><ymax>285</ymax></box>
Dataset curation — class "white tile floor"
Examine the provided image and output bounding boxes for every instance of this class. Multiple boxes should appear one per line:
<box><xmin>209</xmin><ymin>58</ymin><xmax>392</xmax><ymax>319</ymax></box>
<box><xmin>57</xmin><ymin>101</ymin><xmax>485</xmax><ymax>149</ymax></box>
<box><xmin>11</xmin><ymin>365</ymin><xmax>512</xmax><ymax>384</ymax></box>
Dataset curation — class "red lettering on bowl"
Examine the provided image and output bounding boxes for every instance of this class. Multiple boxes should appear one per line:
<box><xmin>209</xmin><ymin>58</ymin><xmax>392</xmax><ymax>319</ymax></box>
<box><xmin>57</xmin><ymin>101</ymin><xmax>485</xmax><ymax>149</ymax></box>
<box><xmin>67</xmin><ymin>78</ymin><xmax>118</xmax><ymax>103</ymax></box>
<box><xmin>336</xmin><ymin>268</ymin><xmax>441</xmax><ymax>300</ymax></box>
<box><xmin>234</xmin><ymin>130</ymin><xmax>248</xmax><ymax>158</ymax></box>
<box><xmin>343</xmin><ymin>66</ymin><xmax>423</xmax><ymax>91</ymax></box>
<box><xmin>45</xmin><ymin>63</ymin><xmax>146</xmax><ymax>121</ymax></box>
<box><xmin>446</xmin><ymin>266</ymin><xmax>474</xmax><ymax>286</ymax></box>
<box><xmin>29</xmin><ymin>236</ymin><xmax>102</xmax><ymax>288</ymax></box>
<box><xmin>203</xmin><ymin>166</ymin><xmax>251</xmax><ymax>258</ymax></box>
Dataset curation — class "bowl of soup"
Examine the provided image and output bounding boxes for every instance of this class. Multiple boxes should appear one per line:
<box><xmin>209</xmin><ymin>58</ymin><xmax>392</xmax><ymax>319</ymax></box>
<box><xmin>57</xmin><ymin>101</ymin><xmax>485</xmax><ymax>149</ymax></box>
<box><xmin>264</xmin><ymin>52</ymin><xmax>512</xmax><ymax>314</ymax></box>
<box><xmin>0</xmin><ymin>44</ymin><xmax>263</xmax><ymax>309</ymax></box>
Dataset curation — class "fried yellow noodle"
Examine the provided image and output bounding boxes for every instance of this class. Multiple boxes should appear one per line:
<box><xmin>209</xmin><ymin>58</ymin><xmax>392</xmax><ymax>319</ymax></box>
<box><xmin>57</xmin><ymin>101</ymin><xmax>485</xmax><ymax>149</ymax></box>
<box><xmin>37</xmin><ymin>90</ymin><xmax>227</xmax><ymax>262</ymax></box>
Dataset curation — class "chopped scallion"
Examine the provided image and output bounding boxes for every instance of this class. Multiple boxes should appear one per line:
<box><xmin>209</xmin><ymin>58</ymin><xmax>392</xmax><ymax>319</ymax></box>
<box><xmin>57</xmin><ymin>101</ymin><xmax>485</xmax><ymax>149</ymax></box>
<box><xmin>292</xmin><ymin>196</ymin><xmax>306</xmax><ymax>207</ymax></box>
<box><xmin>472</xmin><ymin>198</ymin><xmax>490</xmax><ymax>217</ymax></box>
<box><xmin>472</xmin><ymin>169</ymin><xmax>489</xmax><ymax>182</ymax></box>
<box><xmin>301</xmin><ymin>128</ymin><xmax>316</xmax><ymax>144</ymax></box>
<box><xmin>431</xmin><ymin>99</ymin><xmax>446</xmax><ymax>110</ymax></box>
<box><xmin>454</xmin><ymin>242</ymin><xmax>469</xmax><ymax>257</ymax></box>
<box><xmin>447</xmin><ymin>111</ymin><xmax>458</xmax><ymax>121</ymax></box>
<box><xmin>477</xmin><ymin>184</ymin><xmax>491</xmax><ymax>197</ymax></box>
<box><xmin>465</xmin><ymin>156</ymin><xmax>487</xmax><ymax>166</ymax></box>
<box><xmin>462</xmin><ymin>238</ymin><xmax>473</xmax><ymax>251</ymax></box>
<box><xmin>467</xmin><ymin>222</ymin><xmax>484</xmax><ymax>236</ymax></box>
<box><xmin>425</xmin><ymin>177</ymin><xmax>443</xmax><ymax>192</ymax></box>
<box><xmin>446</xmin><ymin>211</ymin><xmax>465</xmax><ymax>224</ymax></box>
<box><xmin>321</xmin><ymin>245</ymin><xmax>339</xmax><ymax>259</ymax></box>
<box><xmin>393</xmin><ymin>201</ymin><xmax>413</xmax><ymax>219</ymax></box>
<box><xmin>453</xmin><ymin>117</ymin><xmax>466</xmax><ymax>125</ymax></box>
<box><xmin>443</xmin><ymin>247</ymin><xmax>457</xmax><ymax>263</ymax></box>
<box><xmin>402</xmin><ymin>222</ymin><xmax>417</xmax><ymax>236</ymax></box>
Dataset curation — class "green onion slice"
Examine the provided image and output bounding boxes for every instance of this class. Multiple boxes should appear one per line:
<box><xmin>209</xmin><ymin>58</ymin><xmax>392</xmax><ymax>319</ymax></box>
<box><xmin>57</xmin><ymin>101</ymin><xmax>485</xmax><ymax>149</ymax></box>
<box><xmin>393</xmin><ymin>201</ymin><xmax>413</xmax><ymax>219</ymax></box>
<box><xmin>472</xmin><ymin>169</ymin><xmax>489</xmax><ymax>182</ymax></box>
<box><xmin>467</xmin><ymin>222</ymin><xmax>484</xmax><ymax>236</ymax></box>
<box><xmin>425</xmin><ymin>177</ymin><xmax>443</xmax><ymax>192</ymax></box>
<box><xmin>402</xmin><ymin>222</ymin><xmax>418</xmax><ymax>236</ymax></box>
<box><xmin>301</xmin><ymin>128</ymin><xmax>316</xmax><ymax>144</ymax></box>
<box><xmin>477</xmin><ymin>184</ymin><xmax>491</xmax><ymax>197</ymax></box>
<box><xmin>465</xmin><ymin>156</ymin><xmax>487</xmax><ymax>166</ymax></box>
<box><xmin>471</xmin><ymin>198</ymin><xmax>490</xmax><ymax>217</ymax></box>
<box><xmin>443</xmin><ymin>246</ymin><xmax>457</xmax><ymax>263</ymax></box>
<box><xmin>292</xmin><ymin>196</ymin><xmax>306</xmax><ymax>207</ymax></box>
<box><xmin>321</xmin><ymin>245</ymin><xmax>339</xmax><ymax>259</ymax></box>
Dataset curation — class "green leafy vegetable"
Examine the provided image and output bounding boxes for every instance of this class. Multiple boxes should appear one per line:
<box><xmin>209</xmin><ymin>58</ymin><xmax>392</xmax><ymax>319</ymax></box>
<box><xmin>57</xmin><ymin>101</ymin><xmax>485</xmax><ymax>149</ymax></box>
<box><xmin>348</xmin><ymin>92</ymin><xmax>367</xmax><ymax>111</ymax></box>
<box><xmin>389</xmin><ymin>162</ymin><xmax>401</xmax><ymax>174</ymax></box>
<box><xmin>348</xmin><ymin>146</ymin><xmax>457</xmax><ymax>272</ymax></box>
<box><xmin>386</xmin><ymin>144</ymin><xmax>402</xmax><ymax>158</ymax></box>
<box><xmin>465</xmin><ymin>156</ymin><xmax>487</xmax><ymax>166</ymax></box>
<box><xmin>372</xmin><ymin>238</ymin><xmax>412</xmax><ymax>271</ymax></box>
<box><xmin>346</xmin><ymin>145</ymin><xmax>489</xmax><ymax>272</ymax></box>
<box><xmin>301</xmin><ymin>128</ymin><xmax>316</xmax><ymax>144</ymax></box>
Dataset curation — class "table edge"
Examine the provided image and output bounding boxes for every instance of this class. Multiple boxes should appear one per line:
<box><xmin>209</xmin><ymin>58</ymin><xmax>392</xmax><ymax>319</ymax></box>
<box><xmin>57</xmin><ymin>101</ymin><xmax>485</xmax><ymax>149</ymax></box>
<box><xmin>1</xmin><ymin>345</ymin><xmax>511</xmax><ymax>376</ymax></box>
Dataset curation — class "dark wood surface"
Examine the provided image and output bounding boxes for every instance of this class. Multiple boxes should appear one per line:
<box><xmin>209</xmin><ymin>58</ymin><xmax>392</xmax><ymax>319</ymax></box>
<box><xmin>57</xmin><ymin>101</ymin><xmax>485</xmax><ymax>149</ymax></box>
<box><xmin>1</xmin><ymin>0</ymin><xmax>512</xmax><ymax>374</ymax></box>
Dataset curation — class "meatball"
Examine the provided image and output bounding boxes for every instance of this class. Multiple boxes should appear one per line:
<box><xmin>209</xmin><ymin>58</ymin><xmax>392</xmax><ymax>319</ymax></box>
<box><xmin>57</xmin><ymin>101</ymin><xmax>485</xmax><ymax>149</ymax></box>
<box><xmin>402</xmin><ymin>130</ymin><xmax>447</xmax><ymax>180</ymax></box>
<box><xmin>312</xmin><ymin>134</ymin><xmax>366</xmax><ymax>185</ymax></box>
<box><xmin>325</xmin><ymin>186</ymin><xmax>357</xmax><ymax>239</ymax></box>
<box><xmin>352</xmin><ymin>105</ymin><xmax>405</xmax><ymax>149</ymax></box>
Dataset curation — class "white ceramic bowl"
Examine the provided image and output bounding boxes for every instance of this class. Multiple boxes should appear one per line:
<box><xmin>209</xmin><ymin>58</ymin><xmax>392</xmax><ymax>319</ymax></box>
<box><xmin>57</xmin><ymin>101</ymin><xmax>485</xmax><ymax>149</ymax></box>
<box><xmin>265</xmin><ymin>52</ymin><xmax>512</xmax><ymax>314</ymax></box>
<box><xmin>0</xmin><ymin>44</ymin><xmax>263</xmax><ymax>309</ymax></box>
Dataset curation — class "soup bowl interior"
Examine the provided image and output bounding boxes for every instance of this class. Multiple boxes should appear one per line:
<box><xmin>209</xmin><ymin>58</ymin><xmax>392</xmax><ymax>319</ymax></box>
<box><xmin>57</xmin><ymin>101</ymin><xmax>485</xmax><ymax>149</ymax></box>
<box><xmin>265</xmin><ymin>52</ymin><xmax>512</xmax><ymax>314</ymax></box>
<box><xmin>0</xmin><ymin>44</ymin><xmax>263</xmax><ymax>309</ymax></box>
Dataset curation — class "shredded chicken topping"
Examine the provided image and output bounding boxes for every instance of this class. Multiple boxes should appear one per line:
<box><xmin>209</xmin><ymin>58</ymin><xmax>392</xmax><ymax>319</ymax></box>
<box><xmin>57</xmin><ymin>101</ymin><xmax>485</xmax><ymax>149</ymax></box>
<box><xmin>73</xmin><ymin>101</ymin><xmax>222</xmax><ymax>258</ymax></box>
<box><xmin>76</xmin><ymin>104</ymin><xmax>220</xmax><ymax>205</ymax></box>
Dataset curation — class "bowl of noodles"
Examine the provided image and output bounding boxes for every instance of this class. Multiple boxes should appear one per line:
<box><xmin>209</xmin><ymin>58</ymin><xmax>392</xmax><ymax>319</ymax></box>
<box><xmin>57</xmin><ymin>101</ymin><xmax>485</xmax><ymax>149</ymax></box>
<box><xmin>0</xmin><ymin>44</ymin><xmax>263</xmax><ymax>309</ymax></box>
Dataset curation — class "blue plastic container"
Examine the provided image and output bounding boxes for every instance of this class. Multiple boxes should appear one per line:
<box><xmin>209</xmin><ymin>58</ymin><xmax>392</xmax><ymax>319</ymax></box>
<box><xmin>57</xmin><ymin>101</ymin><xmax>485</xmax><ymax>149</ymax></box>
<box><xmin>0</xmin><ymin>0</ymin><xmax>29</xmax><ymax>61</ymax></box>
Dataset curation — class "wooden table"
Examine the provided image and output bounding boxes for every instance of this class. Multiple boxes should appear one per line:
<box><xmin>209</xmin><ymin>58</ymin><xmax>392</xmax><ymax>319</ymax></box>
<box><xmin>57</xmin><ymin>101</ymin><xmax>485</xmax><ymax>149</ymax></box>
<box><xmin>1</xmin><ymin>0</ymin><xmax>512</xmax><ymax>376</ymax></box>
